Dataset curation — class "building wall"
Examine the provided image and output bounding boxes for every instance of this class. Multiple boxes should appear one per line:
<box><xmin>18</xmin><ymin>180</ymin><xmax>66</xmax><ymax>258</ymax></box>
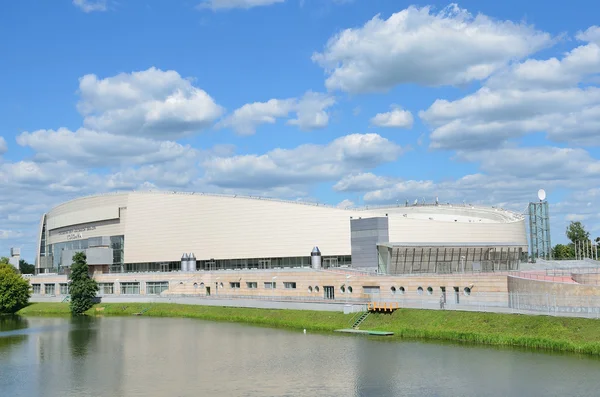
<box><xmin>26</xmin><ymin>269</ymin><xmax>509</xmax><ymax>304</ymax></box>
<box><xmin>350</xmin><ymin>217</ymin><xmax>389</xmax><ymax>269</ymax></box>
<box><xmin>39</xmin><ymin>192</ymin><xmax>528</xmax><ymax>266</ymax></box>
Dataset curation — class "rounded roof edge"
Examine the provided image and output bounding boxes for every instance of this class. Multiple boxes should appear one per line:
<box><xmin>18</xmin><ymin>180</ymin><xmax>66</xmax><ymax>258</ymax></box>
<box><xmin>45</xmin><ymin>190</ymin><xmax>526</xmax><ymax>223</ymax></box>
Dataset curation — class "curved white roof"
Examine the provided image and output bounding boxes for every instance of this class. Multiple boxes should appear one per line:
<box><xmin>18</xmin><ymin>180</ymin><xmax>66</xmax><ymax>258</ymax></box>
<box><xmin>46</xmin><ymin>190</ymin><xmax>524</xmax><ymax>224</ymax></box>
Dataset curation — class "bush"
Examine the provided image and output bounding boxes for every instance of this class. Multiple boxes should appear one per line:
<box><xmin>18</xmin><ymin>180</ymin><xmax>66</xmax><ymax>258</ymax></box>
<box><xmin>68</xmin><ymin>252</ymin><xmax>98</xmax><ymax>315</ymax></box>
<box><xmin>0</xmin><ymin>263</ymin><xmax>31</xmax><ymax>313</ymax></box>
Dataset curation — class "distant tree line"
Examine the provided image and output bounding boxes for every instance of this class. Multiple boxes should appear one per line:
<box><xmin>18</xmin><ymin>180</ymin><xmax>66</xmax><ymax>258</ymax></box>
<box><xmin>552</xmin><ymin>221</ymin><xmax>599</xmax><ymax>260</ymax></box>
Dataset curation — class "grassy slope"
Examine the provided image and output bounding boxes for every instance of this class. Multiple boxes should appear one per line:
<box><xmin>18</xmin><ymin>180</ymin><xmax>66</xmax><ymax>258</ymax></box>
<box><xmin>17</xmin><ymin>303</ymin><xmax>600</xmax><ymax>355</ymax></box>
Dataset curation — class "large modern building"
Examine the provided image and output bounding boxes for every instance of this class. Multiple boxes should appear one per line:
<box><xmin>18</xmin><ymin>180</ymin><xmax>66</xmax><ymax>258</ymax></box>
<box><xmin>35</xmin><ymin>191</ymin><xmax>528</xmax><ymax>275</ymax></box>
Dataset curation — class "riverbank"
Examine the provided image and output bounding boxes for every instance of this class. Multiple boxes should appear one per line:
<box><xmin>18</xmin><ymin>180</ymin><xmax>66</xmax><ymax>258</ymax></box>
<box><xmin>17</xmin><ymin>302</ymin><xmax>600</xmax><ymax>355</ymax></box>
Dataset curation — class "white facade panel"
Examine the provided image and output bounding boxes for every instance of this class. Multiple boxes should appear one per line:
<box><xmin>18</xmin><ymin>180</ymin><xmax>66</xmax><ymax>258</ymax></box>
<box><xmin>123</xmin><ymin>193</ymin><xmax>354</xmax><ymax>263</ymax></box>
<box><xmin>38</xmin><ymin>192</ymin><xmax>529</xmax><ymax>266</ymax></box>
<box><xmin>47</xmin><ymin>206</ymin><xmax>120</xmax><ymax>231</ymax></box>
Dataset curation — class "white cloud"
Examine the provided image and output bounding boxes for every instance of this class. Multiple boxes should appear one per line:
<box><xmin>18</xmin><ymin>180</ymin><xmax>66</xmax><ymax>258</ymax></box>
<box><xmin>577</xmin><ymin>25</ymin><xmax>600</xmax><ymax>45</ymax></box>
<box><xmin>198</xmin><ymin>0</ymin><xmax>285</xmax><ymax>11</ymax></box>
<box><xmin>456</xmin><ymin>147</ymin><xmax>600</xmax><ymax>180</ymax></box>
<box><xmin>333</xmin><ymin>172</ymin><xmax>395</xmax><ymax>192</ymax></box>
<box><xmin>0</xmin><ymin>137</ymin><xmax>7</xmax><ymax>155</ymax></box>
<box><xmin>287</xmin><ymin>92</ymin><xmax>336</xmax><ymax>131</ymax></box>
<box><xmin>17</xmin><ymin>128</ymin><xmax>197</xmax><ymax>167</ymax></box>
<box><xmin>0</xmin><ymin>230</ymin><xmax>24</xmax><ymax>240</ymax></box>
<box><xmin>370</xmin><ymin>106</ymin><xmax>413</xmax><ymax>128</ymax></box>
<box><xmin>421</xmin><ymin>38</ymin><xmax>600</xmax><ymax>149</ymax></box>
<box><xmin>218</xmin><ymin>99</ymin><xmax>296</xmax><ymax>135</ymax></box>
<box><xmin>312</xmin><ymin>4</ymin><xmax>551</xmax><ymax>93</ymax></box>
<box><xmin>78</xmin><ymin>67</ymin><xmax>224</xmax><ymax>139</ymax></box>
<box><xmin>336</xmin><ymin>199</ymin><xmax>354</xmax><ymax>208</ymax></box>
<box><xmin>217</xmin><ymin>91</ymin><xmax>335</xmax><ymax>134</ymax></box>
<box><xmin>73</xmin><ymin>0</ymin><xmax>107</xmax><ymax>13</ymax></box>
<box><xmin>203</xmin><ymin>133</ymin><xmax>404</xmax><ymax>189</ymax></box>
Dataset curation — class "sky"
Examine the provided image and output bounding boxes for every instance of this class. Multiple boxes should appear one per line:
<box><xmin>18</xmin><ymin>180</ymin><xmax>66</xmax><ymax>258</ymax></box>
<box><xmin>1</xmin><ymin>0</ymin><xmax>600</xmax><ymax>262</ymax></box>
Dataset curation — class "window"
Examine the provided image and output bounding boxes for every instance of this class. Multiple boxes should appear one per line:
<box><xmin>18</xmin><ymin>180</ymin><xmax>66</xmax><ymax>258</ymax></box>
<box><xmin>45</xmin><ymin>284</ymin><xmax>55</xmax><ymax>295</ymax></box>
<box><xmin>399</xmin><ymin>286</ymin><xmax>405</xmax><ymax>295</ymax></box>
<box><xmin>230</xmin><ymin>282</ymin><xmax>241</xmax><ymax>289</ymax></box>
<box><xmin>417</xmin><ymin>287</ymin><xmax>424</xmax><ymax>295</ymax></box>
<box><xmin>120</xmin><ymin>282</ymin><xmax>140</xmax><ymax>295</ymax></box>
<box><xmin>246</xmin><ymin>282</ymin><xmax>258</xmax><ymax>289</ymax></box>
<box><xmin>347</xmin><ymin>286</ymin><xmax>353</xmax><ymax>293</ymax></box>
<box><xmin>427</xmin><ymin>286</ymin><xmax>433</xmax><ymax>295</ymax></box>
<box><xmin>340</xmin><ymin>285</ymin><xmax>346</xmax><ymax>293</ymax></box>
<box><xmin>284</xmin><ymin>282</ymin><xmax>297</xmax><ymax>289</ymax></box>
<box><xmin>147</xmin><ymin>281</ymin><xmax>169</xmax><ymax>295</ymax></box>
<box><xmin>32</xmin><ymin>284</ymin><xmax>41</xmax><ymax>294</ymax></box>
<box><xmin>391</xmin><ymin>286</ymin><xmax>397</xmax><ymax>294</ymax></box>
<box><xmin>308</xmin><ymin>286</ymin><xmax>313</xmax><ymax>293</ymax></box>
<box><xmin>264</xmin><ymin>282</ymin><xmax>276</xmax><ymax>289</ymax></box>
<box><xmin>464</xmin><ymin>287</ymin><xmax>472</xmax><ymax>296</ymax></box>
<box><xmin>98</xmin><ymin>283</ymin><xmax>114</xmax><ymax>295</ymax></box>
<box><xmin>59</xmin><ymin>283</ymin><xmax>70</xmax><ymax>295</ymax></box>
<box><xmin>363</xmin><ymin>286</ymin><xmax>380</xmax><ymax>294</ymax></box>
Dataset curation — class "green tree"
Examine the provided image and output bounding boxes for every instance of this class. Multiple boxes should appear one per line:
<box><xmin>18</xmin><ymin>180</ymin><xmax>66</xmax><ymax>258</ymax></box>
<box><xmin>566</xmin><ymin>221</ymin><xmax>590</xmax><ymax>244</ymax></box>
<box><xmin>68</xmin><ymin>252</ymin><xmax>98</xmax><ymax>315</ymax></box>
<box><xmin>19</xmin><ymin>259</ymin><xmax>35</xmax><ymax>275</ymax></box>
<box><xmin>552</xmin><ymin>243</ymin><xmax>574</xmax><ymax>260</ymax></box>
<box><xmin>0</xmin><ymin>262</ymin><xmax>31</xmax><ymax>314</ymax></box>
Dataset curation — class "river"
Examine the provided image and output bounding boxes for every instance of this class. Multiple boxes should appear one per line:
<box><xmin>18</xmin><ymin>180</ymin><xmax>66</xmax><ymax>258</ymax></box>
<box><xmin>1</xmin><ymin>315</ymin><xmax>599</xmax><ymax>396</ymax></box>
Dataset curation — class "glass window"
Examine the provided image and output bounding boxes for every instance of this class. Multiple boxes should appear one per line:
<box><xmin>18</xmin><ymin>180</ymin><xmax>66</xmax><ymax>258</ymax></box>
<box><xmin>120</xmin><ymin>282</ymin><xmax>140</xmax><ymax>295</ymax></box>
<box><xmin>246</xmin><ymin>282</ymin><xmax>257</xmax><ymax>289</ymax></box>
<box><xmin>264</xmin><ymin>282</ymin><xmax>276</xmax><ymax>289</ymax></box>
<box><xmin>45</xmin><ymin>284</ymin><xmax>55</xmax><ymax>295</ymax></box>
<box><xmin>98</xmin><ymin>283</ymin><xmax>114</xmax><ymax>295</ymax></box>
<box><xmin>32</xmin><ymin>284</ymin><xmax>41</xmax><ymax>294</ymax></box>
<box><xmin>147</xmin><ymin>281</ymin><xmax>169</xmax><ymax>295</ymax></box>
<box><xmin>230</xmin><ymin>282</ymin><xmax>240</xmax><ymax>289</ymax></box>
<box><xmin>59</xmin><ymin>283</ymin><xmax>70</xmax><ymax>295</ymax></box>
<box><xmin>284</xmin><ymin>282</ymin><xmax>296</xmax><ymax>289</ymax></box>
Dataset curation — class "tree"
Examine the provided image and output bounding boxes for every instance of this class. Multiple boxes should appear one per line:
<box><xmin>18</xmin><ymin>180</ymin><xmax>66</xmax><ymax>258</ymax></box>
<box><xmin>566</xmin><ymin>221</ymin><xmax>590</xmax><ymax>244</ymax></box>
<box><xmin>0</xmin><ymin>262</ymin><xmax>31</xmax><ymax>314</ymax></box>
<box><xmin>552</xmin><ymin>244</ymin><xmax>574</xmax><ymax>260</ymax></box>
<box><xmin>19</xmin><ymin>259</ymin><xmax>35</xmax><ymax>275</ymax></box>
<box><xmin>68</xmin><ymin>252</ymin><xmax>98</xmax><ymax>315</ymax></box>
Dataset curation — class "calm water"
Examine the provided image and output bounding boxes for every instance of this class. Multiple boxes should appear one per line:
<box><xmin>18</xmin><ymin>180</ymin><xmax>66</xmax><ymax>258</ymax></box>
<box><xmin>1</xmin><ymin>316</ymin><xmax>599</xmax><ymax>397</ymax></box>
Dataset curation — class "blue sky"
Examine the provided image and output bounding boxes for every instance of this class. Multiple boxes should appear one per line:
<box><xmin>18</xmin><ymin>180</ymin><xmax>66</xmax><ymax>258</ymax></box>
<box><xmin>1</xmin><ymin>0</ymin><xmax>600</xmax><ymax>261</ymax></box>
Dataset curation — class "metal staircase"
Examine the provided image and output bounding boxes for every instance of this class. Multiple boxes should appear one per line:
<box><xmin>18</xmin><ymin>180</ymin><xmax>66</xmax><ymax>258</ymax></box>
<box><xmin>351</xmin><ymin>312</ymin><xmax>370</xmax><ymax>329</ymax></box>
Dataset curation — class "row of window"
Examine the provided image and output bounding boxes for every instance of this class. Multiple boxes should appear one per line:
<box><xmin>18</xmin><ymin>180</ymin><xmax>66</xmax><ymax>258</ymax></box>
<box><xmin>219</xmin><ymin>281</ymin><xmax>297</xmax><ymax>289</ymax></box>
<box><xmin>391</xmin><ymin>285</ymin><xmax>472</xmax><ymax>296</ymax></box>
<box><xmin>31</xmin><ymin>281</ymin><xmax>169</xmax><ymax>296</ymax></box>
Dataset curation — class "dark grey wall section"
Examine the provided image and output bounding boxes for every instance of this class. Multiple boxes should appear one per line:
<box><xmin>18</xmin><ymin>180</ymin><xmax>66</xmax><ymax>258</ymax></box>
<box><xmin>351</xmin><ymin>217</ymin><xmax>389</xmax><ymax>268</ymax></box>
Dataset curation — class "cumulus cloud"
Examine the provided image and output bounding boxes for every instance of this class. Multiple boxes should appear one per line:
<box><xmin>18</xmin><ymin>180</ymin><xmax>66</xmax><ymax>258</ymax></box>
<box><xmin>333</xmin><ymin>172</ymin><xmax>395</xmax><ymax>192</ymax></box>
<box><xmin>336</xmin><ymin>199</ymin><xmax>354</xmax><ymax>208</ymax></box>
<box><xmin>78</xmin><ymin>67</ymin><xmax>224</xmax><ymax>139</ymax></box>
<box><xmin>0</xmin><ymin>230</ymin><xmax>24</xmax><ymax>240</ymax></box>
<box><xmin>198</xmin><ymin>0</ymin><xmax>285</xmax><ymax>11</ymax></box>
<box><xmin>217</xmin><ymin>91</ymin><xmax>335</xmax><ymax>134</ymax></box>
<box><xmin>203</xmin><ymin>133</ymin><xmax>404</xmax><ymax>189</ymax></box>
<box><xmin>577</xmin><ymin>25</ymin><xmax>600</xmax><ymax>45</ymax></box>
<box><xmin>17</xmin><ymin>128</ymin><xmax>197</xmax><ymax>167</ymax></box>
<box><xmin>312</xmin><ymin>4</ymin><xmax>551</xmax><ymax>93</ymax></box>
<box><xmin>421</xmin><ymin>35</ymin><xmax>600</xmax><ymax>149</ymax></box>
<box><xmin>73</xmin><ymin>0</ymin><xmax>107</xmax><ymax>12</ymax></box>
<box><xmin>0</xmin><ymin>137</ymin><xmax>7</xmax><ymax>155</ymax></box>
<box><xmin>370</xmin><ymin>106</ymin><xmax>413</xmax><ymax>128</ymax></box>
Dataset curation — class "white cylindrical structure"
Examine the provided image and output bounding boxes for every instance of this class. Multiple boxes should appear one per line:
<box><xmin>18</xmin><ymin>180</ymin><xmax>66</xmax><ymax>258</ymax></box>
<box><xmin>181</xmin><ymin>253</ymin><xmax>189</xmax><ymax>272</ymax></box>
<box><xmin>189</xmin><ymin>253</ymin><xmax>197</xmax><ymax>272</ymax></box>
<box><xmin>311</xmin><ymin>246</ymin><xmax>322</xmax><ymax>269</ymax></box>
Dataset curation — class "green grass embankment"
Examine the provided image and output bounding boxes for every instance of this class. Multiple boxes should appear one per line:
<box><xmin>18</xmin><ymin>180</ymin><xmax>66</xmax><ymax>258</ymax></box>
<box><xmin>17</xmin><ymin>303</ymin><xmax>600</xmax><ymax>355</ymax></box>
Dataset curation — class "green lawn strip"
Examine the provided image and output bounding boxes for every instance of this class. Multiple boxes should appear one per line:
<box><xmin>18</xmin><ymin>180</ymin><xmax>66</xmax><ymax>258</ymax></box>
<box><xmin>360</xmin><ymin>309</ymin><xmax>600</xmax><ymax>355</ymax></box>
<box><xmin>17</xmin><ymin>303</ymin><xmax>600</xmax><ymax>355</ymax></box>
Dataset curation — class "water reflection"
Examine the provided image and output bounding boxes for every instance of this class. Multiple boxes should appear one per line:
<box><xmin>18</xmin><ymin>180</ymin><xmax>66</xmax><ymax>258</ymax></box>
<box><xmin>0</xmin><ymin>315</ymin><xmax>28</xmax><ymax>353</ymax></box>
<box><xmin>1</xmin><ymin>316</ymin><xmax>600</xmax><ymax>397</ymax></box>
